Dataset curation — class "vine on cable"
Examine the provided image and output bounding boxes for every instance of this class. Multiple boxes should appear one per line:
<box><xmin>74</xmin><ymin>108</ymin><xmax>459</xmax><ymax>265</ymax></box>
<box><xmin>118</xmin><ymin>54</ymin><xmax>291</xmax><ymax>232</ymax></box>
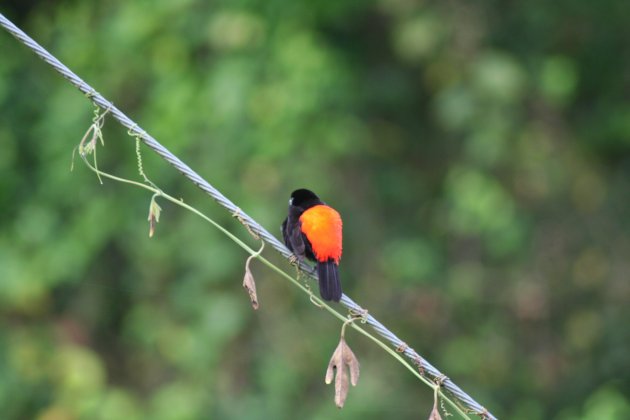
<box><xmin>71</xmin><ymin>104</ymin><xmax>109</xmax><ymax>183</ymax></box>
<box><xmin>1</xmin><ymin>13</ymin><xmax>496</xmax><ymax>418</ymax></box>
<box><xmin>231</xmin><ymin>208</ymin><xmax>265</xmax><ymax>309</ymax></box>
<box><xmin>428</xmin><ymin>375</ymin><xmax>453</xmax><ymax>420</ymax></box>
<box><xmin>70</xmin><ymin>112</ymin><xmax>471</xmax><ymax>418</ymax></box>
<box><xmin>429</xmin><ymin>385</ymin><xmax>444</xmax><ymax>420</ymax></box>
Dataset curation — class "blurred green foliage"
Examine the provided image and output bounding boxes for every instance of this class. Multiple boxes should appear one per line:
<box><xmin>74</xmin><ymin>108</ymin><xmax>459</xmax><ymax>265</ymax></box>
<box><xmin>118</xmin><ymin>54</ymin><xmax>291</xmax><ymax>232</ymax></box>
<box><xmin>1</xmin><ymin>0</ymin><xmax>630</xmax><ymax>418</ymax></box>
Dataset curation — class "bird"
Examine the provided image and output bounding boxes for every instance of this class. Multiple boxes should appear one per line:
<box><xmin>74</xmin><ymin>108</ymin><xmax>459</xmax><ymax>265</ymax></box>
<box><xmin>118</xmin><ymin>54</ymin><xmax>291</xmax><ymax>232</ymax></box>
<box><xmin>282</xmin><ymin>188</ymin><xmax>343</xmax><ymax>302</ymax></box>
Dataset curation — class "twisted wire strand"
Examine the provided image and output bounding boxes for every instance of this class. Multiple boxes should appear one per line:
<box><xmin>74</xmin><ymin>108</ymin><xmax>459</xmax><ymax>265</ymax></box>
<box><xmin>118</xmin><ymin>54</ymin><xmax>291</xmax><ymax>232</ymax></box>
<box><xmin>1</xmin><ymin>13</ymin><xmax>495</xmax><ymax>419</ymax></box>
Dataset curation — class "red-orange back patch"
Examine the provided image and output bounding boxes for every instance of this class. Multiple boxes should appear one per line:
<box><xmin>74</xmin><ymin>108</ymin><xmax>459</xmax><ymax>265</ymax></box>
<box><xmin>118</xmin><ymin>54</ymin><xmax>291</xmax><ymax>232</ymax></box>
<box><xmin>299</xmin><ymin>204</ymin><xmax>343</xmax><ymax>263</ymax></box>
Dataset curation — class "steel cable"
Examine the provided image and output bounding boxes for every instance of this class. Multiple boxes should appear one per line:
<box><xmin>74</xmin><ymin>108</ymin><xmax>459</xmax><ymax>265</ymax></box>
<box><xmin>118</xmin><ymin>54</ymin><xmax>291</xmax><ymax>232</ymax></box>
<box><xmin>1</xmin><ymin>13</ymin><xmax>495</xmax><ymax>419</ymax></box>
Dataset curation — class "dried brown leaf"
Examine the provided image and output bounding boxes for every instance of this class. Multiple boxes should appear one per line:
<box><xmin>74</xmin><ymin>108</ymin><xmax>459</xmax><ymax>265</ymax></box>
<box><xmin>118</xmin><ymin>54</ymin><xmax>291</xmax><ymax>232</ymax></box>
<box><xmin>428</xmin><ymin>403</ymin><xmax>443</xmax><ymax>420</ymax></box>
<box><xmin>325</xmin><ymin>336</ymin><xmax>360</xmax><ymax>408</ymax></box>
<box><xmin>147</xmin><ymin>197</ymin><xmax>161</xmax><ymax>238</ymax></box>
<box><xmin>242</xmin><ymin>257</ymin><xmax>259</xmax><ymax>310</ymax></box>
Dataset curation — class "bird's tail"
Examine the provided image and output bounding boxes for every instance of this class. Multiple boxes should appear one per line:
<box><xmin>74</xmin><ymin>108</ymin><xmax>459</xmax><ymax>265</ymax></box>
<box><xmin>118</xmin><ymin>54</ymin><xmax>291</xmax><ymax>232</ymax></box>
<box><xmin>317</xmin><ymin>259</ymin><xmax>342</xmax><ymax>302</ymax></box>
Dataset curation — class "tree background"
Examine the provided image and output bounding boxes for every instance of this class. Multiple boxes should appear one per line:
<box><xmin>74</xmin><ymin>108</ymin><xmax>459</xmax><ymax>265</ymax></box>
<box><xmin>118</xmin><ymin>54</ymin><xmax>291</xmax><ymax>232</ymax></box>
<box><xmin>1</xmin><ymin>1</ymin><xmax>629</xmax><ymax>419</ymax></box>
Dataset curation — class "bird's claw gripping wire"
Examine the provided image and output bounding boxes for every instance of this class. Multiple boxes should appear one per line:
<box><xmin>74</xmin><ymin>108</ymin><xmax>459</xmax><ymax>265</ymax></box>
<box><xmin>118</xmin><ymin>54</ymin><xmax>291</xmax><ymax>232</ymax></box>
<box><xmin>288</xmin><ymin>254</ymin><xmax>300</xmax><ymax>266</ymax></box>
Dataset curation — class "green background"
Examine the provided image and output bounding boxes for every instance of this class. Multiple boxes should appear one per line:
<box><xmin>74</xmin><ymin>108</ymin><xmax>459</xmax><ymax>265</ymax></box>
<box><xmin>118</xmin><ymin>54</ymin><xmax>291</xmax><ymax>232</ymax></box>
<box><xmin>1</xmin><ymin>0</ymin><xmax>629</xmax><ymax>418</ymax></box>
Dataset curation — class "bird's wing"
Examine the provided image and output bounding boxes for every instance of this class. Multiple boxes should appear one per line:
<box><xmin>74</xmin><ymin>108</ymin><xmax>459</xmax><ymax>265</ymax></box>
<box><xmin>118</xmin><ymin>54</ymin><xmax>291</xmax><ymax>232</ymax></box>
<box><xmin>282</xmin><ymin>214</ymin><xmax>306</xmax><ymax>259</ymax></box>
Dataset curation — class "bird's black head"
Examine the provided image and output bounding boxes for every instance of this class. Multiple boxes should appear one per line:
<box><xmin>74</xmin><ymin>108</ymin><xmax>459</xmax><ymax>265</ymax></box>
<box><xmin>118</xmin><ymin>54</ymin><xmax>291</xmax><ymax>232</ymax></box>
<box><xmin>289</xmin><ymin>188</ymin><xmax>322</xmax><ymax>209</ymax></box>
